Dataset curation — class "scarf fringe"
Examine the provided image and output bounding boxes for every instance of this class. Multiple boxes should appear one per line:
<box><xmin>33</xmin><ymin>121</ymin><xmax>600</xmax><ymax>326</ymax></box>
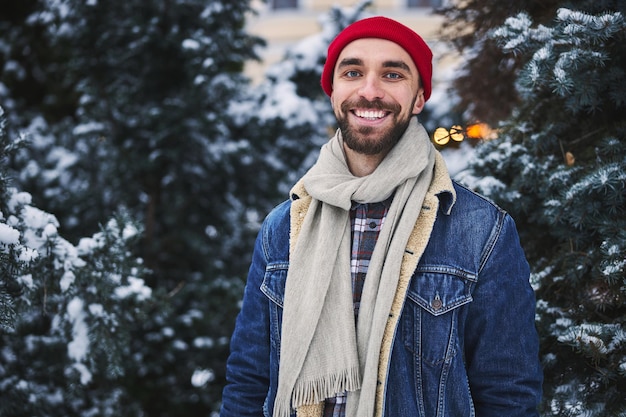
<box><xmin>275</xmin><ymin>367</ymin><xmax>361</xmax><ymax>417</ymax></box>
<box><xmin>292</xmin><ymin>366</ymin><xmax>361</xmax><ymax>406</ymax></box>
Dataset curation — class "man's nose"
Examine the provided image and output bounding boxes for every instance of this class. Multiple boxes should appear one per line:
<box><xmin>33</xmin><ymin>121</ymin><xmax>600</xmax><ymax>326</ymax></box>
<box><xmin>357</xmin><ymin>74</ymin><xmax>384</xmax><ymax>101</ymax></box>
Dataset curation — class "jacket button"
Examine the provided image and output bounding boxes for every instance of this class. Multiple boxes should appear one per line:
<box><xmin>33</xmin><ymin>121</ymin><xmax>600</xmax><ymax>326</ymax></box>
<box><xmin>431</xmin><ymin>296</ymin><xmax>443</xmax><ymax>310</ymax></box>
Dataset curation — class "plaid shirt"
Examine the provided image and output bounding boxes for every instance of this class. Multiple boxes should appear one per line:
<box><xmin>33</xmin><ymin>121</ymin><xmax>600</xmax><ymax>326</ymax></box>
<box><xmin>323</xmin><ymin>197</ymin><xmax>392</xmax><ymax>417</ymax></box>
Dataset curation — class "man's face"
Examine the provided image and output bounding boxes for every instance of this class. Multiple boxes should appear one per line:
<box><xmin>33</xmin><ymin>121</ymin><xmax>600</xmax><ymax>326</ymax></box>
<box><xmin>330</xmin><ymin>38</ymin><xmax>425</xmax><ymax>156</ymax></box>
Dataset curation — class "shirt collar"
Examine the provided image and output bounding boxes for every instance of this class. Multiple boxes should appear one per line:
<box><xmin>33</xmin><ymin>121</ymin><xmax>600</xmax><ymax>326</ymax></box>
<box><xmin>350</xmin><ymin>193</ymin><xmax>395</xmax><ymax>210</ymax></box>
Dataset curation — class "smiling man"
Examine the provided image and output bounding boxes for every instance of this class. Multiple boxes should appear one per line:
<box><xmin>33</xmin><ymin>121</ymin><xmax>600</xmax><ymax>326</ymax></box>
<box><xmin>220</xmin><ymin>16</ymin><xmax>543</xmax><ymax>417</ymax></box>
<box><xmin>331</xmin><ymin>37</ymin><xmax>424</xmax><ymax>175</ymax></box>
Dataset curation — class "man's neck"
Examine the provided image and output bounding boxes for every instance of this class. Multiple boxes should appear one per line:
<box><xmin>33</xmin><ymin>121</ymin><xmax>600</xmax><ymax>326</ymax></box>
<box><xmin>343</xmin><ymin>144</ymin><xmax>390</xmax><ymax>177</ymax></box>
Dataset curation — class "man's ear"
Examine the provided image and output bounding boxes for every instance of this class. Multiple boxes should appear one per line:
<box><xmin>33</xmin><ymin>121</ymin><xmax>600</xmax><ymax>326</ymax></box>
<box><xmin>412</xmin><ymin>89</ymin><xmax>426</xmax><ymax>115</ymax></box>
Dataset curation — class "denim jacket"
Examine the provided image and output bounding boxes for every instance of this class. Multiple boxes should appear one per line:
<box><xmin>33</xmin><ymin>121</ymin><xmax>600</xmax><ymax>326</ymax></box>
<box><xmin>221</xmin><ymin>154</ymin><xmax>543</xmax><ymax>417</ymax></box>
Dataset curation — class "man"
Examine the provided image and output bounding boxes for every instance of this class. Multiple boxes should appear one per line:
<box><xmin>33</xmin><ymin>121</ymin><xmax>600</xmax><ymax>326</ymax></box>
<box><xmin>220</xmin><ymin>16</ymin><xmax>542</xmax><ymax>417</ymax></box>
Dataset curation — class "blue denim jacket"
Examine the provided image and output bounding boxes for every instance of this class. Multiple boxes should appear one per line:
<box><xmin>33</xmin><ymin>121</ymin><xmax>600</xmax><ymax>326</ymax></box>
<box><xmin>221</xmin><ymin>176</ymin><xmax>542</xmax><ymax>417</ymax></box>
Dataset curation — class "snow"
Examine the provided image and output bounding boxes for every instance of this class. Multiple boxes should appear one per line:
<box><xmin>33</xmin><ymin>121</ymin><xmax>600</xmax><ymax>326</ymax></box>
<box><xmin>121</xmin><ymin>222</ymin><xmax>139</xmax><ymax>239</ymax></box>
<box><xmin>553</xmin><ymin>62</ymin><xmax>569</xmax><ymax>87</ymax></box>
<box><xmin>59</xmin><ymin>270</ymin><xmax>76</xmax><ymax>292</ymax></box>
<box><xmin>191</xmin><ymin>368</ymin><xmax>215</xmax><ymax>387</ymax></box>
<box><xmin>88</xmin><ymin>303</ymin><xmax>104</xmax><ymax>317</ymax></box>
<box><xmin>76</xmin><ymin>236</ymin><xmax>99</xmax><ymax>254</ymax></box>
<box><xmin>495</xmin><ymin>13</ymin><xmax>533</xmax><ymax>52</ymax></box>
<box><xmin>42</xmin><ymin>222</ymin><xmax>58</xmax><ymax>238</ymax></box>
<box><xmin>0</xmin><ymin>222</ymin><xmax>20</xmax><ymax>245</ymax></box>
<box><xmin>72</xmin><ymin>363</ymin><xmax>92</xmax><ymax>385</ymax></box>
<box><xmin>555</xmin><ymin>317</ymin><xmax>574</xmax><ymax>328</ymax></box>
<box><xmin>286</xmin><ymin>35</ymin><xmax>327</xmax><ymax>70</ymax></box>
<box><xmin>255</xmin><ymin>80</ymin><xmax>319</xmax><ymax>127</ymax></box>
<box><xmin>173</xmin><ymin>339</ymin><xmax>188</xmax><ymax>350</ymax></box>
<box><xmin>200</xmin><ymin>2</ymin><xmax>224</xmax><ymax>18</ymax></box>
<box><xmin>21</xmin><ymin>204</ymin><xmax>58</xmax><ymax>232</ymax></box>
<box><xmin>72</xmin><ymin>122</ymin><xmax>104</xmax><ymax>135</ymax></box>
<box><xmin>7</xmin><ymin>190</ymin><xmax>32</xmax><ymax>212</ymax></box>
<box><xmin>193</xmin><ymin>337</ymin><xmax>215</xmax><ymax>348</ymax></box>
<box><xmin>67</xmin><ymin>297</ymin><xmax>89</xmax><ymax>364</ymax></box>
<box><xmin>602</xmin><ymin>260</ymin><xmax>625</xmax><ymax>276</ymax></box>
<box><xmin>44</xmin><ymin>147</ymin><xmax>79</xmax><ymax>180</ymax></box>
<box><xmin>18</xmin><ymin>246</ymin><xmax>38</xmax><ymax>262</ymax></box>
<box><xmin>17</xmin><ymin>274</ymin><xmax>35</xmax><ymax>290</ymax></box>
<box><xmin>113</xmin><ymin>277</ymin><xmax>152</xmax><ymax>301</ymax></box>
<box><xmin>533</xmin><ymin>45</ymin><xmax>551</xmax><ymax>62</ymax></box>
<box><xmin>182</xmin><ymin>39</ymin><xmax>200</xmax><ymax>50</ymax></box>
<box><xmin>205</xmin><ymin>225</ymin><xmax>218</xmax><ymax>238</ymax></box>
<box><xmin>603</xmin><ymin>243</ymin><xmax>620</xmax><ymax>256</ymax></box>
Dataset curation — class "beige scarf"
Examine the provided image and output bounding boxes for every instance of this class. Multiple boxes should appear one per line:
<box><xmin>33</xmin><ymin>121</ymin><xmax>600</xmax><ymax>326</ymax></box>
<box><xmin>274</xmin><ymin>118</ymin><xmax>435</xmax><ymax>417</ymax></box>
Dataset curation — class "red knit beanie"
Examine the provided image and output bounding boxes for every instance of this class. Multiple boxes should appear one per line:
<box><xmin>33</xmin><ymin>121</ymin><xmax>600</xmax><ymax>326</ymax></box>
<box><xmin>321</xmin><ymin>16</ymin><xmax>433</xmax><ymax>101</ymax></box>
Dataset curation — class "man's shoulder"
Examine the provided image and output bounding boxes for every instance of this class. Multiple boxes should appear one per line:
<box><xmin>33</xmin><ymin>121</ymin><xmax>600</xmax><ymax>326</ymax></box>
<box><xmin>264</xmin><ymin>199</ymin><xmax>291</xmax><ymax>228</ymax></box>
<box><xmin>450</xmin><ymin>180</ymin><xmax>507</xmax><ymax>216</ymax></box>
<box><xmin>256</xmin><ymin>199</ymin><xmax>292</xmax><ymax>260</ymax></box>
<box><xmin>432</xmin><ymin>181</ymin><xmax>512</xmax><ymax>242</ymax></box>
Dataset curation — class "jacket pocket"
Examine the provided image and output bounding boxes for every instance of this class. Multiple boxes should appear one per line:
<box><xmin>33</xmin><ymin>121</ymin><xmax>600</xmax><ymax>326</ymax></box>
<box><xmin>260</xmin><ymin>262</ymin><xmax>288</xmax><ymax>351</ymax></box>
<box><xmin>402</xmin><ymin>266</ymin><xmax>474</xmax><ymax>366</ymax></box>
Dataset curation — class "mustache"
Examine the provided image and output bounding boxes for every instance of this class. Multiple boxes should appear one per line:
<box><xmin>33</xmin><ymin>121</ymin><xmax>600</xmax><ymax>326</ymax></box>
<box><xmin>341</xmin><ymin>98</ymin><xmax>401</xmax><ymax>113</ymax></box>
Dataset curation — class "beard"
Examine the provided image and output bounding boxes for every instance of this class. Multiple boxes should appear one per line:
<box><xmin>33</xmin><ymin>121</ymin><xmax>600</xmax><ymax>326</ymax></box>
<box><xmin>336</xmin><ymin>97</ymin><xmax>414</xmax><ymax>155</ymax></box>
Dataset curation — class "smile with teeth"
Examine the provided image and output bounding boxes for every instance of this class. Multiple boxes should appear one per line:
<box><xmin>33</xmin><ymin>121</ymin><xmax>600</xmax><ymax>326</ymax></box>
<box><xmin>353</xmin><ymin>109</ymin><xmax>388</xmax><ymax>120</ymax></box>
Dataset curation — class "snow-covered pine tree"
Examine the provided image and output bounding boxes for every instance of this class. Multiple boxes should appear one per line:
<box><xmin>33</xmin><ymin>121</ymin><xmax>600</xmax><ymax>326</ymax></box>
<box><xmin>2</xmin><ymin>1</ymin><xmax>267</xmax><ymax>413</ymax></box>
<box><xmin>0</xmin><ymin>108</ymin><xmax>35</xmax><ymax>333</ymax></box>
<box><xmin>3</xmin><ymin>0</ymin><xmax>265</xmax><ymax>281</ymax></box>
<box><xmin>437</xmin><ymin>0</ymin><xmax>626</xmax><ymax>128</ymax></box>
<box><xmin>458</xmin><ymin>8</ymin><xmax>626</xmax><ymax>416</ymax></box>
<box><xmin>0</xmin><ymin>106</ymin><xmax>157</xmax><ymax>416</ymax></box>
<box><xmin>437</xmin><ymin>0</ymin><xmax>564</xmax><ymax>126</ymax></box>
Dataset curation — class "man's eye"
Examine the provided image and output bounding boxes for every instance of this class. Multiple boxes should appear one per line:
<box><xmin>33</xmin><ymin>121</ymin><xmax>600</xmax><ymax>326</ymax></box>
<box><xmin>345</xmin><ymin>70</ymin><xmax>361</xmax><ymax>78</ymax></box>
<box><xmin>385</xmin><ymin>73</ymin><xmax>402</xmax><ymax>80</ymax></box>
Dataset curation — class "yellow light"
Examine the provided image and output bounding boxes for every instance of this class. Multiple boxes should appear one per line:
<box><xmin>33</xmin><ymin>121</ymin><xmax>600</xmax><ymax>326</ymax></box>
<box><xmin>432</xmin><ymin>122</ymin><xmax>497</xmax><ymax>146</ymax></box>
<box><xmin>450</xmin><ymin>125</ymin><xmax>464</xmax><ymax>142</ymax></box>
<box><xmin>466</xmin><ymin>123</ymin><xmax>498</xmax><ymax>140</ymax></box>
<box><xmin>433</xmin><ymin>127</ymin><xmax>450</xmax><ymax>145</ymax></box>
<box><xmin>466</xmin><ymin>123</ymin><xmax>483</xmax><ymax>139</ymax></box>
